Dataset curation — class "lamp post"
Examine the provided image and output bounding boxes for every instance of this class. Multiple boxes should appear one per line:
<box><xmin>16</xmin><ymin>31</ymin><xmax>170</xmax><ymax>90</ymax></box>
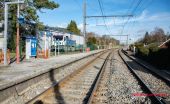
<box><xmin>3</xmin><ymin>0</ymin><xmax>24</xmax><ymax>65</ymax></box>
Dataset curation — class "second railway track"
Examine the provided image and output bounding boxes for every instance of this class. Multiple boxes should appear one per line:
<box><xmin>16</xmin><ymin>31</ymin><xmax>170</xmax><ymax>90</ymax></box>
<box><xmin>88</xmin><ymin>50</ymin><xmax>152</xmax><ymax>104</ymax></box>
<box><xmin>119</xmin><ymin>49</ymin><xmax>170</xmax><ymax>104</ymax></box>
<box><xmin>28</xmin><ymin>50</ymin><xmax>111</xmax><ymax>104</ymax></box>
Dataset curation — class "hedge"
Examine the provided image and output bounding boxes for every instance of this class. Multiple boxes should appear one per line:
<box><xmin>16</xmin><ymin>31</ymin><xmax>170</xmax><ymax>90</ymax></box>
<box><xmin>135</xmin><ymin>43</ymin><xmax>170</xmax><ymax>70</ymax></box>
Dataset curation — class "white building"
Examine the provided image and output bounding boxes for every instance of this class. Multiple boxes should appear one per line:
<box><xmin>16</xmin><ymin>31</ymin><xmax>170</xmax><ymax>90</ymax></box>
<box><xmin>70</xmin><ymin>34</ymin><xmax>84</xmax><ymax>45</ymax></box>
<box><xmin>51</xmin><ymin>31</ymin><xmax>84</xmax><ymax>46</ymax></box>
<box><xmin>0</xmin><ymin>21</ymin><xmax>4</xmax><ymax>50</ymax></box>
<box><xmin>0</xmin><ymin>36</ymin><xmax>4</xmax><ymax>50</ymax></box>
<box><xmin>51</xmin><ymin>31</ymin><xmax>71</xmax><ymax>46</ymax></box>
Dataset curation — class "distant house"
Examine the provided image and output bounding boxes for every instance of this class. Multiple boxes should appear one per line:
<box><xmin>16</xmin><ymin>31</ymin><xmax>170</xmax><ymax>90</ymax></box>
<box><xmin>50</xmin><ymin>31</ymin><xmax>84</xmax><ymax>51</ymax></box>
<box><xmin>51</xmin><ymin>31</ymin><xmax>71</xmax><ymax>46</ymax></box>
<box><xmin>159</xmin><ymin>38</ymin><xmax>170</xmax><ymax>49</ymax></box>
<box><xmin>52</xmin><ymin>31</ymin><xmax>84</xmax><ymax>45</ymax></box>
<box><xmin>70</xmin><ymin>34</ymin><xmax>84</xmax><ymax>45</ymax></box>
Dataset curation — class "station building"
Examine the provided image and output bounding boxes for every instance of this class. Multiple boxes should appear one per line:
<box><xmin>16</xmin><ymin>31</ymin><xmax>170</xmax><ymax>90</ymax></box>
<box><xmin>51</xmin><ymin>30</ymin><xmax>85</xmax><ymax>52</ymax></box>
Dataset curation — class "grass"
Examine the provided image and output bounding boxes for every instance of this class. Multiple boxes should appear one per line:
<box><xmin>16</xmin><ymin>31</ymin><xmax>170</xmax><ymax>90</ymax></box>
<box><xmin>10</xmin><ymin>52</ymin><xmax>16</xmax><ymax>58</ymax></box>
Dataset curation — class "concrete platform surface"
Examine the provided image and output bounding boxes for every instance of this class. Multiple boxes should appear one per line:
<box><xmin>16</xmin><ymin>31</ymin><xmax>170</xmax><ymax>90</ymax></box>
<box><xmin>0</xmin><ymin>50</ymin><xmax>102</xmax><ymax>90</ymax></box>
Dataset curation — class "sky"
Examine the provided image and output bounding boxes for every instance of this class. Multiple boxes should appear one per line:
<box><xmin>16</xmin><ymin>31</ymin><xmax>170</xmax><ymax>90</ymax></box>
<box><xmin>37</xmin><ymin>0</ymin><xmax>170</xmax><ymax>43</ymax></box>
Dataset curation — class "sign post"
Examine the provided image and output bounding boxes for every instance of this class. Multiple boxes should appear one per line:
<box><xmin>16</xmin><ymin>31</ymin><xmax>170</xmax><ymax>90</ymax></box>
<box><xmin>55</xmin><ymin>39</ymin><xmax>57</xmax><ymax>56</ymax></box>
<box><xmin>57</xmin><ymin>39</ymin><xmax>59</xmax><ymax>56</ymax></box>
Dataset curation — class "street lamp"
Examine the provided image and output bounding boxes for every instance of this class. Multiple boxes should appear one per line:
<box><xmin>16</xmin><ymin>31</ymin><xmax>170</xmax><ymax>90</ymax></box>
<box><xmin>3</xmin><ymin>0</ymin><xmax>24</xmax><ymax>65</ymax></box>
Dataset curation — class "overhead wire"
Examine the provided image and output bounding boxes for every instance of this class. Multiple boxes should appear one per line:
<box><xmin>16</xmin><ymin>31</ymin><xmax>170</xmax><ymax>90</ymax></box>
<box><xmin>100</xmin><ymin>0</ymin><xmax>115</xmax><ymax>35</ymax></box>
<box><xmin>125</xmin><ymin>0</ymin><xmax>154</xmax><ymax>43</ymax></box>
<box><xmin>122</xmin><ymin>0</ymin><xmax>143</xmax><ymax>35</ymax></box>
<box><xmin>97</xmin><ymin>0</ymin><xmax>112</xmax><ymax>35</ymax></box>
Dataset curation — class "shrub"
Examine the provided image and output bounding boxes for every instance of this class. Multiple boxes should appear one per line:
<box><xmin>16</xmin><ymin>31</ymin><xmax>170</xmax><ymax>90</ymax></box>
<box><xmin>135</xmin><ymin>43</ymin><xmax>144</xmax><ymax>49</ymax></box>
<box><xmin>138</xmin><ymin>46</ymin><xmax>149</xmax><ymax>57</ymax></box>
<box><xmin>147</xmin><ymin>43</ymin><xmax>159</xmax><ymax>53</ymax></box>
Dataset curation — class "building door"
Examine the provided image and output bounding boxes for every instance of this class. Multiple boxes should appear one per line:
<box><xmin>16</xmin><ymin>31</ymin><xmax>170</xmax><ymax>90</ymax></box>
<box><xmin>31</xmin><ymin>39</ymin><xmax>37</xmax><ymax>56</ymax></box>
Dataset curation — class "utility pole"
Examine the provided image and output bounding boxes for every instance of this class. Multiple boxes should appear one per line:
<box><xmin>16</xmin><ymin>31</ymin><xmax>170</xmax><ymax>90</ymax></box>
<box><xmin>4</xmin><ymin>3</ymin><xmax>8</xmax><ymax>65</ymax></box>
<box><xmin>127</xmin><ymin>34</ymin><xmax>129</xmax><ymax>46</ymax></box>
<box><xmin>3</xmin><ymin>1</ymin><xmax>24</xmax><ymax>65</ymax></box>
<box><xmin>16</xmin><ymin>0</ymin><xmax>20</xmax><ymax>63</ymax></box>
<box><xmin>83</xmin><ymin>0</ymin><xmax>86</xmax><ymax>52</ymax></box>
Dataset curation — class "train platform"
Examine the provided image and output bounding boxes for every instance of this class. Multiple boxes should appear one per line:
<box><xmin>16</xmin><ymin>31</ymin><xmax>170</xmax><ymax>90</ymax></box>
<box><xmin>125</xmin><ymin>50</ymin><xmax>170</xmax><ymax>80</ymax></box>
<box><xmin>0</xmin><ymin>50</ymin><xmax>103</xmax><ymax>90</ymax></box>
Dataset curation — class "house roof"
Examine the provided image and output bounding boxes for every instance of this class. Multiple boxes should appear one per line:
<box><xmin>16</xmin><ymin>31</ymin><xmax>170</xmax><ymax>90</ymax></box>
<box><xmin>158</xmin><ymin>38</ymin><xmax>170</xmax><ymax>47</ymax></box>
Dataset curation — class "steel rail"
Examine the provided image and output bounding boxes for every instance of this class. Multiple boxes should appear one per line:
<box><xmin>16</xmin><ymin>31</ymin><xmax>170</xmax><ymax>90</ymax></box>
<box><xmin>86</xmin><ymin>51</ymin><xmax>111</xmax><ymax>104</ymax></box>
<box><xmin>0</xmin><ymin>50</ymin><xmax>106</xmax><ymax>91</ymax></box>
<box><xmin>122</xmin><ymin>49</ymin><xmax>170</xmax><ymax>86</ymax></box>
<box><xmin>118</xmin><ymin>50</ymin><xmax>165</xmax><ymax>104</ymax></box>
<box><xmin>26</xmin><ymin>50</ymin><xmax>109</xmax><ymax>104</ymax></box>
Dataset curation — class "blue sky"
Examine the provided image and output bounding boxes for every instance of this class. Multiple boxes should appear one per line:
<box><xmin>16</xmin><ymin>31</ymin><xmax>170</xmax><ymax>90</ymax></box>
<box><xmin>38</xmin><ymin>0</ymin><xmax>170</xmax><ymax>43</ymax></box>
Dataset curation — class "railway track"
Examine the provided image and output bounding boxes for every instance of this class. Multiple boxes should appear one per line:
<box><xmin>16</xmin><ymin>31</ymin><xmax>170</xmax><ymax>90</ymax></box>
<box><xmin>88</xmin><ymin>50</ymin><xmax>151</xmax><ymax>104</ymax></box>
<box><xmin>122</xmin><ymin>50</ymin><xmax>170</xmax><ymax>84</ymax></box>
<box><xmin>27</xmin><ymin>50</ymin><xmax>111</xmax><ymax>104</ymax></box>
<box><xmin>20</xmin><ymin>49</ymin><xmax>169</xmax><ymax>104</ymax></box>
<box><xmin>119</xmin><ymin>49</ymin><xmax>170</xmax><ymax>104</ymax></box>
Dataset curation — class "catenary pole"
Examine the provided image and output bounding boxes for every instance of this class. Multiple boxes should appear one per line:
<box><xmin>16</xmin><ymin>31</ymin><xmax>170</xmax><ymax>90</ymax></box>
<box><xmin>83</xmin><ymin>0</ymin><xmax>86</xmax><ymax>52</ymax></box>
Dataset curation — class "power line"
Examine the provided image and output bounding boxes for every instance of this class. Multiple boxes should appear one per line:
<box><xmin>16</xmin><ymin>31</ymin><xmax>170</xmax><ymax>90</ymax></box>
<box><xmin>126</xmin><ymin>0</ymin><xmax>153</xmax><ymax>34</ymax></box>
<box><xmin>97</xmin><ymin>0</ymin><xmax>112</xmax><ymax>35</ymax></box>
<box><xmin>138</xmin><ymin>0</ymin><xmax>153</xmax><ymax>14</ymax></box>
<box><xmin>122</xmin><ymin>0</ymin><xmax>143</xmax><ymax>34</ymax></box>
<box><xmin>86</xmin><ymin>15</ymin><xmax>133</xmax><ymax>18</ymax></box>
<box><xmin>123</xmin><ymin>0</ymin><xmax>138</xmax><ymax>35</ymax></box>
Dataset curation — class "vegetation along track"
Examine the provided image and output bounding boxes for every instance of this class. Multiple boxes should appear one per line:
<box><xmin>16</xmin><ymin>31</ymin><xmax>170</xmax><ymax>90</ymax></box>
<box><xmin>28</xmin><ymin>50</ymin><xmax>111</xmax><ymax>104</ymax></box>
<box><xmin>119</xmin><ymin>49</ymin><xmax>170</xmax><ymax>104</ymax></box>
<box><xmin>88</xmin><ymin>50</ymin><xmax>151</xmax><ymax>104</ymax></box>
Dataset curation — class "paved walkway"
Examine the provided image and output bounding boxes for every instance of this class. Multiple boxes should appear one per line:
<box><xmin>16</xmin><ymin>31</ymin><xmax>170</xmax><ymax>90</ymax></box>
<box><xmin>0</xmin><ymin>50</ymin><xmax>102</xmax><ymax>90</ymax></box>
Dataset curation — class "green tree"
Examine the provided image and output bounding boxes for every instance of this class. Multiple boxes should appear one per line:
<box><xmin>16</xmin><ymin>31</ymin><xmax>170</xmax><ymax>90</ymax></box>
<box><xmin>0</xmin><ymin>0</ymin><xmax>59</xmax><ymax>51</ymax></box>
<box><xmin>143</xmin><ymin>32</ymin><xmax>150</xmax><ymax>44</ymax></box>
<box><xmin>67</xmin><ymin>20</ymin><xmax>80</xmax><ymax>35</ymax></box>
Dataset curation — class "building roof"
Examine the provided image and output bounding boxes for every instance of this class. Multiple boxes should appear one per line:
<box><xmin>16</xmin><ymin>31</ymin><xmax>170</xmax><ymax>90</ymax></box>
<box><xmin>159</xmin><ymin>38</ymin><xmax>170</xmax><ymax>48</ymax></box>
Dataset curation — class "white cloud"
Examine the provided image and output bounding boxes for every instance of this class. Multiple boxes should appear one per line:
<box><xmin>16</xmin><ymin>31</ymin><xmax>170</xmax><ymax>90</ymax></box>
<box><xmin>59</xmin><ymin>10</ymin><xmax>170</xmax><ymax>43</ymax></box>
<box><xmin>88</xmin><ymin>10</ymin><xmax>170</xmax><ymax>26</ymax></box>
